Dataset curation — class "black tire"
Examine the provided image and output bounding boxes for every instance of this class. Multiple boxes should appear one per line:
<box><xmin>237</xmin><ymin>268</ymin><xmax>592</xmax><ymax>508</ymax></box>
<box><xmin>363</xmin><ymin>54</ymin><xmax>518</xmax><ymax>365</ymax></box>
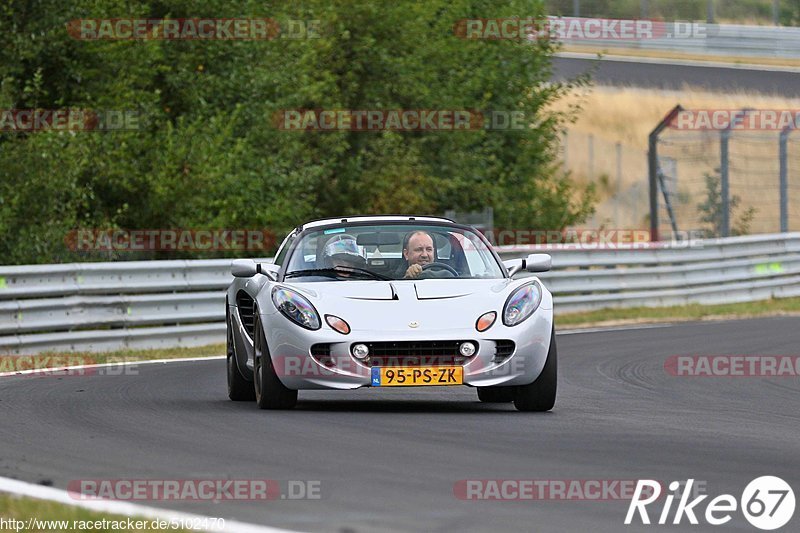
<box><xmin>477</xmin><ymin>387</ymin><xmax>515</xmax><ymax>403</ymax></box>
<box><xmin>253</xmin><ymin>316</ymin><xmax>297</xmax><ymax>410</ymax></box>
<box><xmin>514</xmin><ymin>327</ymin><xmax>557</xmax><ymax>412</ymax></box>
<box><xmin>227</xmin><ymin>310</ymin><xmax>255</xmax><ymax>401</ymax></box>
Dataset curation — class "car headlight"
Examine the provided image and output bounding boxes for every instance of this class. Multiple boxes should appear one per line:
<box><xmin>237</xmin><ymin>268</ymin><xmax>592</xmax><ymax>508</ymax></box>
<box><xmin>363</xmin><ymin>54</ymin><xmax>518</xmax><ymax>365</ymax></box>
<box><xmin>271</xmin><ymin>287</ymin><xmax>321</xmax><ymax>330</ymax></box>
<box><xmin>502</xmin><ymin>282</ymin><xmax>542</xmax><ymax>326</ymax></box>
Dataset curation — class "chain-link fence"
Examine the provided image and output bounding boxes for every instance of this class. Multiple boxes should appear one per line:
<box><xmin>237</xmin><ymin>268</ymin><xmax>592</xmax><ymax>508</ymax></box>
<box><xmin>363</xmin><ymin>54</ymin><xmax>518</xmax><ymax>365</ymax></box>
<box><xmin>559</xmin><ymin>130</ymin><xmax>649</xmax><ymax>229</ymax></box>
<box><xmin>650</xmin><ymin>107</ymin><xmax>800</xmax><ymax>239</ymax></box>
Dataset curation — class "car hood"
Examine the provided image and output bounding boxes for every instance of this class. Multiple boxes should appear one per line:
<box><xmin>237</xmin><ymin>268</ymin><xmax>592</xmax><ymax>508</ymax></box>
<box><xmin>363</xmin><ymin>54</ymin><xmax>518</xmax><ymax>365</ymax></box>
<box><xmin>282</xmin><ymin>278</ymin><xmax>541</xmax><ymax>333</ymax></box>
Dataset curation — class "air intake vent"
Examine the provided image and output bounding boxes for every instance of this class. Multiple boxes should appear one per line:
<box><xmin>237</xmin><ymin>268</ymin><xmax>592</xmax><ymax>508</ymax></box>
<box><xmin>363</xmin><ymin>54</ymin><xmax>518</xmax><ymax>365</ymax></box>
<box><xmin>493</xmin><ymin>340</ymin><xmax>515</xmax><ymax>362</ymax></box>
<box><xmin>310</xmin><ymin>344</ymin><xmax>334</xmax><ymax>367</ymax></box>
<box><xmin>236</xmin><ymin>291</ymin><xmax>256</xmax><ymax>338</ymax></box>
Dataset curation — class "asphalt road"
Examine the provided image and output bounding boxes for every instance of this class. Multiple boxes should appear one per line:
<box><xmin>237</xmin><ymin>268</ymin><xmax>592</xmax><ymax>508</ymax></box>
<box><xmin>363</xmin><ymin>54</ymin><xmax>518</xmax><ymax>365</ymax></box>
<box><xmin>552</xmin><ymin>56</ymin><xmax>800</xmax><ymax>97</ymax></box>
<box><xmin>1</xmin><ymin>317</ymin><xmax>799</xmax><ymax>532</ymax></box>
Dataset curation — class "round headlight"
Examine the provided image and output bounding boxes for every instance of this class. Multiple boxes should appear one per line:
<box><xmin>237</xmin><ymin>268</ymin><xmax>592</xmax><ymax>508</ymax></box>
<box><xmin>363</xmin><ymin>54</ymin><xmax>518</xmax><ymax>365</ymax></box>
<box><xmin>352</xmin><ymin>343</ymin><xmax>370</xmax><ymax>359</ymax></box>
<box><xmin>271</xmin><ymin>287</ymin><xmax>321</xmax><ymax>330</ymax></box>
<box><xmin>502</xmin><ymin>282</ymin><xmax>542</xmax><ymax>327</ymax></box>
<box><xmin>459</xmin><ymin>342</ymin><xmax>476</xmax><ymax>357</ymax></box>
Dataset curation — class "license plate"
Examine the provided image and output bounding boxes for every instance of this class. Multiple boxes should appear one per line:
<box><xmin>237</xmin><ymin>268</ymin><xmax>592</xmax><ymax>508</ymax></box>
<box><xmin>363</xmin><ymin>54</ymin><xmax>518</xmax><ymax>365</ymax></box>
<box><xmin>371</xmin><ymin>366</ymin><xmax>463</xmax><ymax>387</ymax></box>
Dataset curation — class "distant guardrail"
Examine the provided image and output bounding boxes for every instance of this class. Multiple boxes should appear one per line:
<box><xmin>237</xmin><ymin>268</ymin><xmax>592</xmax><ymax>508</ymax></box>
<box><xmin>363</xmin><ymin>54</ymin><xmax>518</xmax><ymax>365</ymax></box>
<box><xmin>1</xmin><ymin>234</ymin><xmax>798</xmax><ymax>354</ymax></box>
<box><xmin>561</xmin><ymin>21</ymin><xmax>800</xmax><ymax>59</ymax></box>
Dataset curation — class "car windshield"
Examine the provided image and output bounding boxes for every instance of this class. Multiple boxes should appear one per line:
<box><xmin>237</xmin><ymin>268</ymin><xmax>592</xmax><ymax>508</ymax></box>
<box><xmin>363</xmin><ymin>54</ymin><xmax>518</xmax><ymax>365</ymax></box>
<box><xmin>283</xmin><ymin>223</ymin><xmax>505</xmax><ymax>281</ymax></box>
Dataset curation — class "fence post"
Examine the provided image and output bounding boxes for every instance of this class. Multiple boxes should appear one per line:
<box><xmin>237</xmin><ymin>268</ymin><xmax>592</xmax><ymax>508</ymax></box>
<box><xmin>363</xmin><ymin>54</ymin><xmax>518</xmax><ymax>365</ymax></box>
<box><xmin>707</xmin><ymin>0</ymin><xmax>715</xmax><ymax>24</ymax></box>
<box><xmin>648</xmin><ymin>105</ymin><xmax>684</xmax><ymax>243</ymax></box>
<box><xmin>615</xmin><ymin>142</ymin><xmax>622</xmax><ymax>227</ymax></box>
<box><xmin>573</xmin><ymin>0</ymin><xmax>580</xmax><ymax>17</ymax></box>
<box><xmin>779</xmin><ymin>126</ymin><xmax>793</xmax><ymax>232</ymax></box>
<box><xmin>641</xmin><ymin>0</ymin><xmax>649</xmax><ymax>19</ymax></box>
<box><xmin>720</xmin><ymin>128</ymin><xmax>730</xmax><ymax>237</ymax></box>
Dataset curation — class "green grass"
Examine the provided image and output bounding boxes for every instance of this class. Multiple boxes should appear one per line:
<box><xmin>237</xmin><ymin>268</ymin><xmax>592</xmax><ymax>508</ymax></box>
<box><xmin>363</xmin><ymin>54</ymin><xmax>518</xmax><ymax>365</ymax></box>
<box><xmin>557</xmin><ymin>297</ymin><xmax>800</xmax><ymax>327</ymax></box>
<box><xmin>15</xmin><ymin>344</ymin><xmax>224</xmax><ymax>366</ymax></box>
<box><xmin>0</xmin><ymin>494</ymin><xmax>190</xmax><ymax>532</ymax></box>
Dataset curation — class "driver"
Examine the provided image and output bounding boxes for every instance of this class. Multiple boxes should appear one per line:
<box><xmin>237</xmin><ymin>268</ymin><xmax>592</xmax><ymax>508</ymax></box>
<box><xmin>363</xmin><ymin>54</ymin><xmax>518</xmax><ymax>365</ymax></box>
<box><xmin>322</xmin><ymin>234</ymin><xmax>367</xmax><ymax>272</ymax></box>
<box><xmin>400</xmin><ymin>230</ymin><xmax>452</xmax><ymax>279</ymax></box>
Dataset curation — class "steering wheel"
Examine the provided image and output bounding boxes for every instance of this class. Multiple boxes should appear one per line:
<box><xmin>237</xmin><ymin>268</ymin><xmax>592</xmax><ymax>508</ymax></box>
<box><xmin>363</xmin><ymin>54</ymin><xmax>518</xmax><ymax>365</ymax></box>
<box><xmin>422</xmin><ymin>262</ymin><xmax>458</xmax><ymax>276</ymax></box>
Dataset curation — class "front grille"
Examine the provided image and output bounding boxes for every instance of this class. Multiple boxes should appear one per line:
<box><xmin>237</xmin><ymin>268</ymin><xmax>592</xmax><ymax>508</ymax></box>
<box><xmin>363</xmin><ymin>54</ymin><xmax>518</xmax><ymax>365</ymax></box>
<box><xmin>360</xmin><ymin>340</ymin><xmax>476</xmax><ymax>367</ymax></box>
<box><xmin>493</xmin><ymin>340</ymin><xmax>515</xmax><ymax>362</ymax></box>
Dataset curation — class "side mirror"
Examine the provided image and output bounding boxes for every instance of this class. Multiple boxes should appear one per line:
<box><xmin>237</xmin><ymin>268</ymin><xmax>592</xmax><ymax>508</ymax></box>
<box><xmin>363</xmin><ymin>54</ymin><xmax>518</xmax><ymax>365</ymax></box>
<box><xmin>231</xmin><ymin>259</ymin><xmax>257</xmax><ymax>278</ymax></box>
<box><xmin>503</xmin><ymin>258</ymin><xmax>524</xmax><ymax>277</ymax></box>
<box><xmin>260</xmin><ymin>263</ymin><xmax>280</xmax><ymax>281</ymax></box>
<box><xmin>525</xmin><ymin>253</ymin><xmax>551</xmax><ymax>272</ymax></box>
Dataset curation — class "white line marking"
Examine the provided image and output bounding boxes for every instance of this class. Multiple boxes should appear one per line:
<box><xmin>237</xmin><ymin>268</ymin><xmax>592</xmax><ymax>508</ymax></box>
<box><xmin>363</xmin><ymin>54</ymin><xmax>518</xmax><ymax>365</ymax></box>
<box><xmin>555</xmin><ymin>51</ymin><xmax>800</xmax><ymax>73</ymax></box>
<box><xmin>0</xmin><ymin>356</ymin><xmax>225</xmax><ymax>378</ymax></box>
<box><xmin>0</xmin><ymin>476</ymin><xmax>297</xmax><ymax>533</ymax></box>
<box><xmin>558</xmin><ymin>323</ymin><xmax>673</xmax><ymax>335</ymax></box>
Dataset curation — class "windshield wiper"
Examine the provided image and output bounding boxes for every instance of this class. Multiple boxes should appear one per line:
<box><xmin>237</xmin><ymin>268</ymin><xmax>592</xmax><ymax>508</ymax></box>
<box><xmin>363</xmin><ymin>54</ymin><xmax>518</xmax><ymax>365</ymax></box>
<box><xmin>284</xmin><ymin>268</ymin><xmax>391</xmax><ymax>281</ymax></box>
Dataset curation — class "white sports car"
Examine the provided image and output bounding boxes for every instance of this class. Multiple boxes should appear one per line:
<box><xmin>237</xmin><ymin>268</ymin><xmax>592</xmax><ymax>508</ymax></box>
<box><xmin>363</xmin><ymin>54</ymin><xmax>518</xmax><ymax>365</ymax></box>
<box><xmin>226</xmin><ymin>215</ymin><xmax>555</xmax><ymax>411</ymax></box>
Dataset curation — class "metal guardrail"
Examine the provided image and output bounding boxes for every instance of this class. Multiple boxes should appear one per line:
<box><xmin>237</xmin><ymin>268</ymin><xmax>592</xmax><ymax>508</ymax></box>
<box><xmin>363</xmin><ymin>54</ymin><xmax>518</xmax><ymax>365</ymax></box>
<box><xmin>561</xmin><ymin>22</ymin><xmax>800</xmax><ymax>59</ymax></box>
<box><xmin>0</xmin><ymin>234</ymin><xmax>798</xmax><ymax>354</ymax></box>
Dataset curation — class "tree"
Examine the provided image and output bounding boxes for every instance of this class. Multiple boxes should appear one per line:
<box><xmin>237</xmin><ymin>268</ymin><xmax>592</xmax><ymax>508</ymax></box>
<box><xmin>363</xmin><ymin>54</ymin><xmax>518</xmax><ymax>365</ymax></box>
<box><xmin>0</xmin><ymin>0</ymin><xmax>595</xmax><ymax>264</ymax></box>
<box><xmin>697</xmin><ymin>170</ymin><xmax>756</xmax><ymax>237</ymax></box>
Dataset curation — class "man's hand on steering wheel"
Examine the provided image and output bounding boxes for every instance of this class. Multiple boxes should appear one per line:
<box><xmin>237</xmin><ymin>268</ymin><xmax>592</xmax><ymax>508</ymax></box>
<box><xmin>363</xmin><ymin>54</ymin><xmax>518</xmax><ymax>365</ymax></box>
<box><xmin>421</xmin><ymin>262</ymin><xmax>458</xmax><ymax>276</ymax></box>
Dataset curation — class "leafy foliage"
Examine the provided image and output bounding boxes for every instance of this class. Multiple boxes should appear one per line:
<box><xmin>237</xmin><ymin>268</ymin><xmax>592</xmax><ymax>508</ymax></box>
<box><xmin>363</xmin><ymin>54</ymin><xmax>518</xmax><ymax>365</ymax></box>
<box><xmin>697</xmin><ymin>170</ymin><xmax>756</xmax><ymax>237</ymax></box>
<box><xmin>0</xmin><ymin>0</ymin><xmax>594</xmax><ymax>264</ymax></box>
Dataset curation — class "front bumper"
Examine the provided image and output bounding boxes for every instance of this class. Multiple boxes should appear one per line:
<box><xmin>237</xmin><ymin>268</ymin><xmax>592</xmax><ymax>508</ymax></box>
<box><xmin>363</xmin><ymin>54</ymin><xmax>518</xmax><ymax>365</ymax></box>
<box><xmin>256</xmin><ymin>309</ymin><xmax>553</xmax><ymax>390</ymax></box>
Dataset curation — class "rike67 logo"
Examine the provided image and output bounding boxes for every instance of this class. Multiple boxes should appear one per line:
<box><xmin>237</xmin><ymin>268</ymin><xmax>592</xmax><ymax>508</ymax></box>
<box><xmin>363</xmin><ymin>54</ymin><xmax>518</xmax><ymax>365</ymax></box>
<box><xmin>625</xmin><ymin>477</ymin><xmax>795</xmax><ymax>530</ymax></box>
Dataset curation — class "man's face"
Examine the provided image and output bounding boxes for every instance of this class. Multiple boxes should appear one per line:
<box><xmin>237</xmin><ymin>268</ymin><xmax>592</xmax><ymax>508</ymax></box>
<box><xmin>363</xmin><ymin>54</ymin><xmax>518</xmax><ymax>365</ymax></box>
<box><xmin>403</xmin><ymin>233</ymin><xmax>434</xmax><ymax>266</ymax></box>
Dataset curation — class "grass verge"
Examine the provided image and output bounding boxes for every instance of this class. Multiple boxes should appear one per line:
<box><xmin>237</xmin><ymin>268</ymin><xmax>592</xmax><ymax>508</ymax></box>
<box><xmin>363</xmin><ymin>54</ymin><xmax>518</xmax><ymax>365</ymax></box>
<box><xmin>557</xmin><ymin>297</ymin><xmax>800</xmax><ymax>328</ymax></box>
<box><xmin>0</xmin><ymin>493</ymin><xmax>190</xmax><ymax>532</ymax></box>
<box><xmin>47</xmin><ymin>344</ymin><xmax>223</xmax><ymax>365</ymax></box>
<box><xmin>561</xmin><ymin>45</ymin><xmax>800</xmax><ymax>68</ymax></box>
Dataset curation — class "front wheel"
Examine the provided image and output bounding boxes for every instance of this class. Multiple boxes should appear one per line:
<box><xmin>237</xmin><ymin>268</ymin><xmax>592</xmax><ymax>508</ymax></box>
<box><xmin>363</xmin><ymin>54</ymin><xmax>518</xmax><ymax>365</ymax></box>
<box><xmin>253</xmin><ymin>316</ymin><xmax>297</xmax><ymax>410</ymax></box>
<box><xmin>514</xmin><ymin>327</ymin><xmax>557</xmax><ymax>412</ymax></box>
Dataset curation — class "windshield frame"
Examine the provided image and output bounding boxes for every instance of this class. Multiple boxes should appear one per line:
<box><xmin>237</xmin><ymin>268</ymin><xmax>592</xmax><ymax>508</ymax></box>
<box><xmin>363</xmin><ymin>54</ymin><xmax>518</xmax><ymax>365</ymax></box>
<box><xmin>276</xmin><ymin>220</ymin><xmax>508</xmax><ymax>282</ymax></box>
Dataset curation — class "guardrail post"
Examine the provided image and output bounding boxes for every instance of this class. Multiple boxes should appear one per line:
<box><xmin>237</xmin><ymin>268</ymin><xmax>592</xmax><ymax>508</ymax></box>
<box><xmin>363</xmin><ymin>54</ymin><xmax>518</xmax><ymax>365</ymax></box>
<box><xmin>573</xmin><ymin>0</ymin><xmax>580</xmax><ymax>17</ymax></box>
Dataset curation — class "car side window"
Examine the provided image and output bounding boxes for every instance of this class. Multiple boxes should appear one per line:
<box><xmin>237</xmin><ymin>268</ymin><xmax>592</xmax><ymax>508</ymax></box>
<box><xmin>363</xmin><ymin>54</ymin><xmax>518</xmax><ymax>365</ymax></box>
<box><xmin>463</xmin><ymin>234</ymin><xmax>492</xmax><ymax>277</ymax></box>
<box><xmin>273</xmin><ymin>234</ymin><xmax>296</xmax><ymax>266</ymax></box>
